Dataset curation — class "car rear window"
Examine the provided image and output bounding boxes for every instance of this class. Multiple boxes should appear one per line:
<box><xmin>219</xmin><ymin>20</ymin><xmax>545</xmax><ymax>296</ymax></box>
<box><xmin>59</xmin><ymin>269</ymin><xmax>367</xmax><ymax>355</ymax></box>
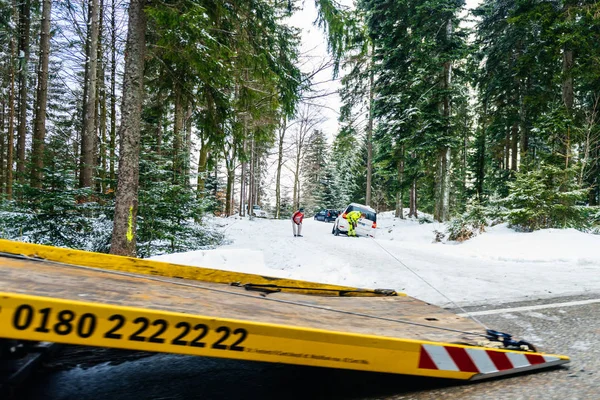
<box><xmin>345</xmin><ymin>206</ymin><xmax>376</xmax><ymax>222</ymax></box>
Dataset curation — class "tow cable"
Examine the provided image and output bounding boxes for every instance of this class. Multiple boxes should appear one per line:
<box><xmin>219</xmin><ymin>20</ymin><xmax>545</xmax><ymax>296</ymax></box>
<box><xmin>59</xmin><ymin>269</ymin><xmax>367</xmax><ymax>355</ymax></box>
<box><xmin>368</xmin><ymin>237</ymin><xmax>538</xmax><ymax>352</ymax></box>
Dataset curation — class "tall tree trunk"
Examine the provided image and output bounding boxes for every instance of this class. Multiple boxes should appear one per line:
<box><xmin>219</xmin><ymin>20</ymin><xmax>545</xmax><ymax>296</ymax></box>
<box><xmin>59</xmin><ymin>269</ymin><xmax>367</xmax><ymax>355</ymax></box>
<box><xmin>365</xmin><ymin>42</ymin><xmax>375</xmax><ymax>207</ymax></box>
<box><xmin>213</xmin><ymin>153</ymin><xmax>218</xmax><ymax>200</ymax></box>
<box><xmin>255</xmin><ymin>148</ymin><xmax>261</xmax><ymax>207</ymax></box>
<box><xmin>172</xmin><ymin>85</ymin><xmax>184</xmax><ymax>182</ymax></box>
<box><xmin>434</xmin><ymin>19</ymin><xmax>453</xmax><ymax>222</ymax></box>
<box><xmin>239</xmin><ymin>138</ymin><xmax>246</xmax><ymax>216</ymax></box>
<box><xmin>110</xmin><ymin>0</ymin><xmax>147</xmax><ymax>257</ymax></box>
<box><xmin>1</xmin><ymin>101</ymin><xmax>5</xmax><ymax>191</ymax></box>
<box><xmin>510</xmin><ymin>121</ymin><xmax>518</xmax><ymax>171</ymax></box>
<box><xmin>247</xmin><ymin>137</ymin><xmax>255</xmax><ymax>215</ymax></box>
<box><xmin>80</xmin><ymin>0</ymin><xmax>100</xmax><ymax>189</ymax></box>
<box><xmin>184</xmin><ymin>101</ymin><xmax>193</xmax><ymax>184</ymax></box>
<box><xmin>409</xmin><ymin>178</ymin><xmax>417</xmax><ymax>218</ymax></box>
<box><xmin>275</xmin><ymin>117</ymin><xmax>286</xmax><ymax>219</ymax></box>
<box><xmin>30</xmin><ymin>0</ymin><xmax>52</xmax><ymax>188</ymax></box>
<box><xmin>475</xmin><ymin>128</ymin><xmax>486</xmax><ymax>200</ymax></box>
<box><xmin>519</xmin><ymin>81</ymin><xmax>528</xmax><ymax>163</ymax></box>
<box><xmin>99</xmin><ymin>73</ymin><xmax>108</xmax><ymax>193</ymax></box>
<box><xmin>223</xmin><ymin>141</ymin><xmax>236</xmax><ymax>216</ymax></box>
<box><xmin>504</xmin><ymin>128</ymin><xmax>510</xmax><ymax>170</ymax></box>
<box><xmin>562</xmin><ymin>48</ymin><xmax>574</xmax><ymax>168</ymax></box>
<box><xmin>196</xmin><ymin>138</ymin><xmax>209</xmax><ymax>196</ymax></box>
<box><xmin>97</xmin><ymin>0</ymin><xmax>107</xmax><ymax>193</ymax></box>
<box><xmin>435</xmin><ymin>147</ymin><xmax>451</xmax><ymax>221</ymax></box>
<box><xmin>395</xmin><ymin>145</ymin><xmax>404</xmax><ymax>219</ymax></box>
<box><xmin>109</xmin><ymin>0</ymin><xmax>117</xmax><ymax>188</ymax></box>
<box><xmin>16</xmin><ymin>0</ymin><xmax>31</xmax><ymax>184</ymax></box>
<box><xmin>6</xmin><ymin>8</ymin><xmax>17</xmax><ymax>199</ymax></box>
<box><xmin>462</xmin><ymin>119</ymin><xmax>468</xmax><ymax>198</ymax></box>
<box><xmin>225</xmin><ymin>165</ymin><xmax>234</xmax><ymax>216</ymax></box>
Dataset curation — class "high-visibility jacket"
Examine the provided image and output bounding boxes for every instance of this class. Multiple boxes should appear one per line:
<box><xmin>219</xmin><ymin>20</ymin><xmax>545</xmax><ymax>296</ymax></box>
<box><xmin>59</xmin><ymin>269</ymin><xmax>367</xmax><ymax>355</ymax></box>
<box><xmin>346</xmin><ymin>210</ymin><xmax>362</xmax><ymax>223</ymax></box>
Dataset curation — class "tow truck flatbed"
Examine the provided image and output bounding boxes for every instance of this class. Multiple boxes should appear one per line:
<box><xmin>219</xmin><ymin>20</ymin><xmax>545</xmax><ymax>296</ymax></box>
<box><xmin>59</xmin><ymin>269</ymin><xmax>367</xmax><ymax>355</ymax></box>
<box><xmin>0</xmin><ymin>240</ymin><xmax>568</xmax><ymax>381</ymax></box>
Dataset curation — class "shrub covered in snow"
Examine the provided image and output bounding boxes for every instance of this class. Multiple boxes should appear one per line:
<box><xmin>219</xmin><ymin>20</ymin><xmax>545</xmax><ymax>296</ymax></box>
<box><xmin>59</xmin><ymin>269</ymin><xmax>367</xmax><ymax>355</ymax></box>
<box><xmin>504</xmin><ymin>164</ymin><xmax>589</xmax><ymax>232</ymax></box>
<box><xmin>446</xmin><ymin>202</ymin><xmax>489</xmax><ymax>241</ymax></box>
<box><xmin>0</xmin><ymin>185</ymin><xmax>113</xmax><ymax>252</ymax></box>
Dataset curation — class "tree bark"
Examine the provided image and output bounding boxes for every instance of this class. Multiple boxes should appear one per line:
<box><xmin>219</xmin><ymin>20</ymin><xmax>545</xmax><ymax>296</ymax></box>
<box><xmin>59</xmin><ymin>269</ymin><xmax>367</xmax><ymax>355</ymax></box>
<box><xmin>239</xmin><ymin>138</ymin><xmax>246</xmax><ymax>216</ymax></box>
<box><xmin>248</xmin><ymin>137</ymin><xmax>255</xmax><ymax>215</ymax></box>
<box><xmin>196</xmin><ymin>138</ymin><xmax>209</xmax><ymax>196</ymax></box>
<box><xmin>562</xmin><ymin>50</ymin><xmax>574</xmax><ymax>112</ymax></box>
<box><xmin>223</xmin><ymin>141</ymin><xmax>236</xmax><ymax>216</ymax></box>
<box><xmin>80</xmin><ymin>0</ymin><xmax>100</xmax><ymax>189</ymax></box>
<box><xmin>6</xmin><ymin>5</ymin><xmax>17</xmax><ymax>198</ymax></box>
<box><xmin>16</xmin><ymin>0</ymin><xmax>31</xmax><ymax>184</ymax></box>
<box><xmin>562</xmin><ymin>48</ymin><xmax>574</xmax><ymax>167</ymax></box>
<box><xmin>1</xmin><ymin>101</ymin><xmax>5</xmax><ymax>190</ymax></box>
<box><xmin>504</xmin><ymin>128</ymin><xmax>510</xmax><ymax>170</ymax></box>
<box><xmin>434</xmin><ymin>19</ymin><xmax>452</xmax><ymax>222</ymax></box>
<box><xmin>434</xmin><ymin>147</ymin><xmax>451</xmax><ymax>221</ymax></box>
<box><xmin>510</xmin><ymin>121</ymin><xmax>518</xmax><ymax>171</ymax></box>
<box><xmin>519</xmin><ymin>81</ymin><xmax>528</xmax><ymax>162</ymax></box>
<box><xmin>110</xmin><ymin>0</ymin><xmax>147</xmax><ymax>257</ymax></box>
<box><xmin>225</xmin><ymin>162</ymin><xmax>234</xmax><ymax>216</ymax></box>
<box><xmin>365</xmin><ymin>42</ymin><xmax>375</xmax><ymax>207</ymax></box>
<box><xmin>409</xmin><ymin>178</ymin><xmax>417</xmax><ymax>218</ymax></box>
<box><xmin>172</xmin><ymin>85</ymin><xmax>184</xmax><ymax>182</ymax></box>
<box><xmin>475</xmin><ymin>129</ymin><xmax>486</xmax><ymax>200</ymax></box>
<box><xmin>395</xmin><ymin>145</ymin><xmax>404</xmax><ymax>219</ymax></box>
<box><xmin>97</xmin><ymin>0</ymin><xmax>107</xmax><ymax>193</ymax></box>
<box><xmin>109</xmin><ymin>0</ymin><xmax>117</xmax><ymax>188</ymax></box>
<box><xmin>30</xmin><ymin>0</ymin><xmax>52</xmax><ymax>188</ymax></box>
<box><xmin>184</xmin><ymin>102</ymin><xmax>193</xmax><ymax>184</ymax></box>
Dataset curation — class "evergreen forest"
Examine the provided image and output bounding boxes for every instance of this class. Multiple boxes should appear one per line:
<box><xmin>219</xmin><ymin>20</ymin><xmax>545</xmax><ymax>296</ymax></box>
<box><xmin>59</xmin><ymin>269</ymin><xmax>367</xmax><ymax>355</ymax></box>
<box><xmin>1</xmin><ymin>0</ymin><xmax>599</xmax><ymax>257</ymax></box>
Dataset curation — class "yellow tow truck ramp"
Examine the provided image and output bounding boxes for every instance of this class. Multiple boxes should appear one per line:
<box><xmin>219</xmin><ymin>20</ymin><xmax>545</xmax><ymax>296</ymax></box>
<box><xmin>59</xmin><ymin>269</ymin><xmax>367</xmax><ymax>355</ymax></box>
<box><xmin>0</xmin><ymin>239</ymin><xmax>568</xmax><ymax>381</ymax></box>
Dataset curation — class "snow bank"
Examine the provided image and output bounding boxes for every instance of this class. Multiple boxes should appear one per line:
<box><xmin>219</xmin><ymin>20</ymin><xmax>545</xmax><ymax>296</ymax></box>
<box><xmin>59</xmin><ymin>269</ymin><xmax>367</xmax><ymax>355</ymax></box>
<box><xmin>151</xmin><ymin>248</ymin><xmax>271</xmax><ymax>276</ymax></box>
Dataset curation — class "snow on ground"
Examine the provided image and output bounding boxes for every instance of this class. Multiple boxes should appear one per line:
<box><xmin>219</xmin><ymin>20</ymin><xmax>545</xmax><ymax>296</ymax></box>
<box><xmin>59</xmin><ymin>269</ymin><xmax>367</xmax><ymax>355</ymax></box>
<box><xmin>151</xmin><ymin>212</ymin><xmax>600</xmax><ymax>307</ymax></box>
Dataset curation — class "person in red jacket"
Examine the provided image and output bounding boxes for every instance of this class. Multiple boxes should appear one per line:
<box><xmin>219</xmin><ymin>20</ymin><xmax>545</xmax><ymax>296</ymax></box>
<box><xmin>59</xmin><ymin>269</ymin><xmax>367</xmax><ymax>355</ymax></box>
<box><xmin>291</xmin><ymin>207</ymin><xmax>304</xmax><ymax>237</ymax></box>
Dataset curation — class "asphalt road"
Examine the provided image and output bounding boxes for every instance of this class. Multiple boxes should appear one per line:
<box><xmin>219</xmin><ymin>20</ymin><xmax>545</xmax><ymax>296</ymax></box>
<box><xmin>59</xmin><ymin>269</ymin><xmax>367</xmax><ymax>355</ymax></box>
<box><xmin>20</xmin><ymin>293</ymin><xmax>599</xmax><ymax>400</ymax></box>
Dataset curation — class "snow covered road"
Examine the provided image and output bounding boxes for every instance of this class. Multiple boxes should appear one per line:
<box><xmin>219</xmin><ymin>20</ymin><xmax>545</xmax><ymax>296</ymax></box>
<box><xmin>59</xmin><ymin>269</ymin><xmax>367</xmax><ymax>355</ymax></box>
<box><xmin>153</xmin><ymin>212</ymin><xmax>600</xmax><ymax>307</ymax></box>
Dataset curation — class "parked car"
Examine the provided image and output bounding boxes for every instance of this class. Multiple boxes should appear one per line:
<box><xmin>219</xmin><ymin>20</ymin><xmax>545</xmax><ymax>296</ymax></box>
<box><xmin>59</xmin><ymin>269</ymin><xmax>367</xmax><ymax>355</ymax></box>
<box><xmin>313</xmin><ymin>209</ymin><xmax>339</xmax><ymax>222</ymax></box>
<box><xmin>251</xmin><ymin>205</ymin><xmax>269</xmax><ymax>218</ymax></box>
<box><xmin>332</xmin><ymin>203</ymin><xmax>377</xmax><ymax>237</ymax></box>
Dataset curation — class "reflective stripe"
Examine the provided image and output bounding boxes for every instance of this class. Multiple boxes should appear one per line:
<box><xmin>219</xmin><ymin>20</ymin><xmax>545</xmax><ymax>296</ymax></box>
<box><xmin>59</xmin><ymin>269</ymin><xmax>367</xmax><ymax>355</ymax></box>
<box><xmin>465</xmin><ymin>348</ymin><xmax>497</xmax><ymax>373</ymax></box>
<box><xmin>422</xmin><ymin>344</ymin><xmax>459</xmax><ymax>371</ymax></box>
<box><xmin>506</xmin><ymin>352</ymin><xmax>530</xmax><ymax>368</ymax></box>
<box><xmin>486</xmin><ymin>350</ymin><xmax>513</xmax><ymax>370</ymax></box>
<box><xmin>543</xmin><ymin>355</ymin><xmax>560</xmax><ymax>363</ymax></box>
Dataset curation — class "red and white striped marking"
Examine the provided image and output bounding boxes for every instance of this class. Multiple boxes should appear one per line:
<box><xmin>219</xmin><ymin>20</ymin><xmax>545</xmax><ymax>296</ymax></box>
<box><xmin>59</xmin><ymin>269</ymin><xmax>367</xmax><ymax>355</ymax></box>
<box><xmin>418</xmin><ymin>344</ymin><xmax>567</xmax><ymax>380</ymax></box>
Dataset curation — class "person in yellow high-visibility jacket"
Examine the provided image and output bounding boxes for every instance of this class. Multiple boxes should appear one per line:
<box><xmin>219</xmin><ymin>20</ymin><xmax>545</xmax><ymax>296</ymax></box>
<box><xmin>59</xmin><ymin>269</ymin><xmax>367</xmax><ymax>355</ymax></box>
<box><xmin>346</xmin><ymin>210</ymin><xmax>364</xmax><ymax>237</ymax></box>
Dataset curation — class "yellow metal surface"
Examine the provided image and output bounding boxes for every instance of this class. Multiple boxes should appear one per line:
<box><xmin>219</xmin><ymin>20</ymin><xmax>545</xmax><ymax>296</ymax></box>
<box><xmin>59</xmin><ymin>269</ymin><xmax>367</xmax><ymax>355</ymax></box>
<box><xmin>0</xmin><ymin>239</ymin><xmax>401</xmax><ymax>297</ymax></box>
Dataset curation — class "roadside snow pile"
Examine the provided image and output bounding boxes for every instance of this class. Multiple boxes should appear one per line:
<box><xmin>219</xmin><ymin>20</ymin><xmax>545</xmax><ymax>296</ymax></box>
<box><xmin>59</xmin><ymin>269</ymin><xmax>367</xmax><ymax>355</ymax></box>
<box><xmin>452</xmin><ymin>224</ymin><xmax>600</xmax><ymax>265</ymax></box>
<box><xmin>151</xmin><ymin>248</ymin><xmax>270</xmax><ymax>275</ymax></box>
<box><xmin>375</xmin><ymin>211</ymin><xmax>600</xmax><ymax>265</ymax></box>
